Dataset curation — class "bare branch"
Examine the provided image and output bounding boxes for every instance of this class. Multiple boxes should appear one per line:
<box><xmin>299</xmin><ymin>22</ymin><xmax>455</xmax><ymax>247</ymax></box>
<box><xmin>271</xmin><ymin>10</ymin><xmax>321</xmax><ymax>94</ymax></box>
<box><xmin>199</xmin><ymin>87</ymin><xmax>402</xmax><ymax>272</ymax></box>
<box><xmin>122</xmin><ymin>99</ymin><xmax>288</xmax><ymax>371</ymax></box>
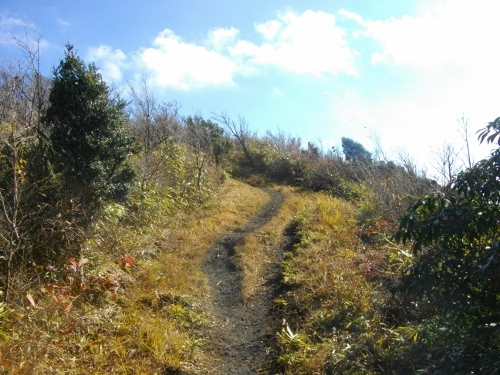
<box><xmin>430</xmin><ymin>142</ymin><xmax>461</xmax><ymax>186</ymax></box>
<box><xmin>212</xmin><ymin>112</ymin><xmax>253</xmax><ymax>163</ymax></box>
<box><xmin>128</xmin><ymin>75</ymin><xmax>182</xmax><ymax>151</ymax></box>
<box><xmin>456</xmin><ymin>114</ymin><xmax>474</xmax><ymax>169</ymax></box>
<box><xmin>264</xmin><ymin>127</ymin><xmax>302</xmax><ymax>155</ymax></box>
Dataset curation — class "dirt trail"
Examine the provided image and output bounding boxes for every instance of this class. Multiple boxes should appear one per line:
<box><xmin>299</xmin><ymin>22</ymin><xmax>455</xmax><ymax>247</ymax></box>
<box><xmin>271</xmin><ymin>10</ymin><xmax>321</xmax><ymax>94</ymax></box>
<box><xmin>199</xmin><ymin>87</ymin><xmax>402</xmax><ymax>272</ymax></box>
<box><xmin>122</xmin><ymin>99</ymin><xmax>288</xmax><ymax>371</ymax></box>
<box><xmin>202</xmin><ymin>188</ymin><xmax>292</xmax><ymax>374</ymax></box>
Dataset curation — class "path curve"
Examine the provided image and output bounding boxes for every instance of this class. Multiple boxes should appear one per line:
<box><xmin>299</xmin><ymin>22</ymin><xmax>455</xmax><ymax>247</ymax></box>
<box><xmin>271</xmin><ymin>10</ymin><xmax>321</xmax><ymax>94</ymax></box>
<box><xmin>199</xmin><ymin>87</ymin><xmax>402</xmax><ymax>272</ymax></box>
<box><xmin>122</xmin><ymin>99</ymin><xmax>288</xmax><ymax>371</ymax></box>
<box><xmin>202</xmin><ymin>188</ymin><xmax>291</xmax><ymax>374</ymax></box>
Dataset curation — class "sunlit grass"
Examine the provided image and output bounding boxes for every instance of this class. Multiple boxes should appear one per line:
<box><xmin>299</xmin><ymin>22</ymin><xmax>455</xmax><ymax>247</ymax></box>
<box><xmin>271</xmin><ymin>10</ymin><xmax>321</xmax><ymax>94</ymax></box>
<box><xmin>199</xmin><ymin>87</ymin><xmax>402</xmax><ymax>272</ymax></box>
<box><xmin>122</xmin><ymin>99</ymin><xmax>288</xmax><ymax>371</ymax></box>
<box><xmin>233</xmin><ymin>185</ymin><xmax>304</xmax><ymax>300</ymax></box>
<box><xmin>275</xmin><ymin>191</ymin><xmax>405</xmax><ymax>374</ymax></box>
<box><xmin>0</xmin><ymin>178</ymin><xmax>271</xmax><ymax>374</ymax></box>
<box><xmin>0</xmin><ymin>178</ymin><xmax>415</xmax><ymax>374</ymax></box>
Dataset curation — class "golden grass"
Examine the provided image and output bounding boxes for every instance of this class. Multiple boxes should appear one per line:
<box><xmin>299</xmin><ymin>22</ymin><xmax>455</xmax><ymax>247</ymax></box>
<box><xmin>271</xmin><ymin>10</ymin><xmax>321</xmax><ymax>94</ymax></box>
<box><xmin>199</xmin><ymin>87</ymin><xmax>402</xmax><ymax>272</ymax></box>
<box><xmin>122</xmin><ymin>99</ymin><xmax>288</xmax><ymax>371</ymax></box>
<box><xmin>0</xmin><ymin>178</ymin><xmax>271</xmax><ymax>374</ymax></box>
<box><xmin>233</xmin><ymin>186</ymin><xmax>303</xmax><ymax>300</ymax></box>
<box><xmin>276</xmin><ymin>191</ymin><xmax>392</xmax><ymax>375</ymax></box>
<box><xmin>0</xmin><ymin>180</ymin><xmax>410</xmax><ymax>374</ymax></box>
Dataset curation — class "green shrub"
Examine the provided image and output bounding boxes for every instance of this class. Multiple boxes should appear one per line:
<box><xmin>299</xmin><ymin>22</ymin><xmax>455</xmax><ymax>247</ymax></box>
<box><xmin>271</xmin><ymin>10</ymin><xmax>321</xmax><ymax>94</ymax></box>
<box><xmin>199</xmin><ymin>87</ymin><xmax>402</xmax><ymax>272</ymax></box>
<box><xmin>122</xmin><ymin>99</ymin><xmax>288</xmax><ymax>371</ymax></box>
<box><xmin>394</xmin><ymin>117</ymin><xmax>500</xmax><ymax>373</ymax></box>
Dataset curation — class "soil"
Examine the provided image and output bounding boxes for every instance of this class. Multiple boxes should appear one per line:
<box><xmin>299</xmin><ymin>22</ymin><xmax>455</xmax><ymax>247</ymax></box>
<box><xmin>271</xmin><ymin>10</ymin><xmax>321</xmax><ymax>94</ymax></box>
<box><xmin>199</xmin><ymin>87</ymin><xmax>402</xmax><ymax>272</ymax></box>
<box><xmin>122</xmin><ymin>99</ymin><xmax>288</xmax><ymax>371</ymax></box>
<box><xmin>202</xmin><ymin>188</ymin><xmax>293</xmax><ymax>375</ymax></box>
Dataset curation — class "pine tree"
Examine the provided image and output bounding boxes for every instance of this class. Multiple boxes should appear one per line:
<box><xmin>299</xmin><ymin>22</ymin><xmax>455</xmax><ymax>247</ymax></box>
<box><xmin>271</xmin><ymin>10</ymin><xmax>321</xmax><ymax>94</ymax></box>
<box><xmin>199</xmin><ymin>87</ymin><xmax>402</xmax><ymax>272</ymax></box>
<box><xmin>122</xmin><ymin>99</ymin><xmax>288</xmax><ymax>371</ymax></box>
<box><xmin>44</xmin><ymin>44</ymin><xmax>137</xmax><ymax>219</ymax></box>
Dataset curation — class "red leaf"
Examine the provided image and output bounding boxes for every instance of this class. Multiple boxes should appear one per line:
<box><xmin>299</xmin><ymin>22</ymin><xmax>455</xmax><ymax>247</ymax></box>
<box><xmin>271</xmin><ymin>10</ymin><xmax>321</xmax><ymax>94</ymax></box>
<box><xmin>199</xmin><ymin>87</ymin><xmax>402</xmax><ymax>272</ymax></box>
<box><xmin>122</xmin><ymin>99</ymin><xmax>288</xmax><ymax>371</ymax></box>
<box><xmin>121</xmin><ymin>254</ymin><xmax>135</xmax><ymax>268</ymax></box>
<box><xmin>67</xmin><ymin>258</ymin><xmax>77</xmax><ymax>273</ymax></box>
<box><xmin>67</xmin><ymin>258</ymin><xmax>77</xmax><ymax>266</ymax></box>
<box><xmin>63</xmin><ymin>303</ymin><xmax>73</xmax><ymax>314</ymax></box>
<box><xmin>45</xmin><ymin>284</ymin><xmax>56</xmax><ymax>294</ymax></box>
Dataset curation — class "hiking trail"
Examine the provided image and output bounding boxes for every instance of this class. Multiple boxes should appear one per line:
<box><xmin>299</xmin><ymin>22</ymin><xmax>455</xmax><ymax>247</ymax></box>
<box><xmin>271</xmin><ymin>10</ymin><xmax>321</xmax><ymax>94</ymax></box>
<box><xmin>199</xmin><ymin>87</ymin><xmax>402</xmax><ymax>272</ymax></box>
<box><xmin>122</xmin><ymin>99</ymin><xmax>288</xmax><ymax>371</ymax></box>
<box><xmin>202</xmin><ymin>188</ymin><xmax>293</xmax><ymax>374</ymax></box>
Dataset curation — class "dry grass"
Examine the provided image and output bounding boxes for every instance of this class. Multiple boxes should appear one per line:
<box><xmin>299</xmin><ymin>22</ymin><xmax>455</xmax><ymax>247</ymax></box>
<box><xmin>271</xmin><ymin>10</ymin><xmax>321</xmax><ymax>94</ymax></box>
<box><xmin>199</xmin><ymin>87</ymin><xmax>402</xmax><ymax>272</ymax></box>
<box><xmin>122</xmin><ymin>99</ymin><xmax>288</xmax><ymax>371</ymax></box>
<box><xmin>0</xmin><ymin>180</ymin><xmax>413</xmax><ymax>374</ymax></box>
<box><xmin>0</xmin><ymin>178</ymin><xmax>271</xmax><ymax>374</ymax></box>
<box><xmin>233</xmin><ymin>186</ymin><xmax>303</xmax><ymax>300</ymax></box>
<box><xmin>275</xmin><ymin>191</ymin><xmax>399</xmax><ymax>374</ymax></box>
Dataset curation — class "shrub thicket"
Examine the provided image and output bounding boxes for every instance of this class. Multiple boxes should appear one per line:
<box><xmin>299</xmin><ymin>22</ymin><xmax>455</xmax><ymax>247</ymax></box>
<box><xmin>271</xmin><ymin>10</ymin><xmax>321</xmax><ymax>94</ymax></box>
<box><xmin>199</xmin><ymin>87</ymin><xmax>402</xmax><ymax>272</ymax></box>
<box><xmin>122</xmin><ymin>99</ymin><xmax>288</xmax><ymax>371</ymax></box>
<box><xmin>0</xmin><ymin>44</ymin><xmax>229</xmax><ymax>302</ymax></box>
<box><xmin>394</xmin><ymin>117</ymin><xmax>500</xmax><ymax>373</ymax></box>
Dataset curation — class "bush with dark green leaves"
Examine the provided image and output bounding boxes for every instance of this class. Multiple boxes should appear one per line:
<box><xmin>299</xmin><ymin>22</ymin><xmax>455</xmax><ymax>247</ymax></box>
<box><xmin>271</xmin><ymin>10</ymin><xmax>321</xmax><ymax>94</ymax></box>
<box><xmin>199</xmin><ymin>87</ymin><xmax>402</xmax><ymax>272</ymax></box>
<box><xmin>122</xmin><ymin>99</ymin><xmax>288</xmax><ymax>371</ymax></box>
<box><xmin>44</xmin><ymin>44</ymin><xmax>138</xmax><ymax>222</ymax></box>
<box><xmin>341</xmin><ymin>137</ymin><xmax>372</xmax><ymax>163</ymax></box>
<box><xmin>395</xmin><ymin>117</ymin><xmax>500</xmax><ymax>373</ymax></box>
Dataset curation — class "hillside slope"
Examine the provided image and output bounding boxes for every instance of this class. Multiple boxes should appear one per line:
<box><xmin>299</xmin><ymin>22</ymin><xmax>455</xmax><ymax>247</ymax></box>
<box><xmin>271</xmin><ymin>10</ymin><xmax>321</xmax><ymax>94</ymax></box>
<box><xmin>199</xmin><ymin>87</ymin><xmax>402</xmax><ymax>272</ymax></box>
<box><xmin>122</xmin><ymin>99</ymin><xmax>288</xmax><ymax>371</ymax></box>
<box><xmin>0</xmin><ymin>180</ymin><xmax>299</xmax><ymax>374</ymax></box>
<box><xmin>202</xmin><ymin>188</ymin><xmax>288</xmax><ymax>374</ymax></box>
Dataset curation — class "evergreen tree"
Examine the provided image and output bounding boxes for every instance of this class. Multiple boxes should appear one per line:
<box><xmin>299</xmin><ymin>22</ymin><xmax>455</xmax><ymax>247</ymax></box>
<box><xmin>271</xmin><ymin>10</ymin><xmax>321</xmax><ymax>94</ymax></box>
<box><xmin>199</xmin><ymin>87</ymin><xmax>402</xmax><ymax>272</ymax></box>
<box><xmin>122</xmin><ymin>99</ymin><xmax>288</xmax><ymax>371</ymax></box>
<box><xmin>341</xmin><ymin>137</ymin><xmax>372</xmax><ymax>162</ymax></box>
<box><xmin>44</xmin><ymin>44</ymin><xmax>137</xmax><ymax>217</ymax></box>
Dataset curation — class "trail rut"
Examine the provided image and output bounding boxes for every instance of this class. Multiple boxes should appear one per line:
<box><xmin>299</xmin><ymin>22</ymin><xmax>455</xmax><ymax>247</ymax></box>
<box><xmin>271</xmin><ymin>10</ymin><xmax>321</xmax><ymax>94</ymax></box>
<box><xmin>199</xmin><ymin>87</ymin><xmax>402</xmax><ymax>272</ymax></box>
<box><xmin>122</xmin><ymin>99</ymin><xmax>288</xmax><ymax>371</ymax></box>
<box><xmin>202</xmin><ymin>188</ymin><xmax>292</xmax><ymax>374</ymax></box>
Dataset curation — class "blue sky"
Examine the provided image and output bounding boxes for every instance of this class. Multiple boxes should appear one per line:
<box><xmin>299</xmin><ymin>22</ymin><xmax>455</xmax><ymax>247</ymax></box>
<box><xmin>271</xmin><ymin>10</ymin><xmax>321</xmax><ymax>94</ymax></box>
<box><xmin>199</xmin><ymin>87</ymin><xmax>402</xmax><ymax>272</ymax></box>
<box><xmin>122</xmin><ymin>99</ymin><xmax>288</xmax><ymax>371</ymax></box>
<box><xmin>1</xmin><ymin>0</ymin><xmax>499</xmax><ymax>174</ymax></box>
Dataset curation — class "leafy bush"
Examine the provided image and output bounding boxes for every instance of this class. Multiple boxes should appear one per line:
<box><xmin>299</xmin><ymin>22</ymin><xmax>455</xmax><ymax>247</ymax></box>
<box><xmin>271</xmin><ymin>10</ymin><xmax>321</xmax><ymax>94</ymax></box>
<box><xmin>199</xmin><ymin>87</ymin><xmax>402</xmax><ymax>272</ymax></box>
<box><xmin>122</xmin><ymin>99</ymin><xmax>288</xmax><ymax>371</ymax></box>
<box><xmin>44</xmin><ymin>44</ymin><xmax>138</xmax><ymax>220</ymax></box>
<box><xmin>341</xmin><ymin>137</ymin><xmax>372</xmax><ymax>162</ymax></box>
<box><xmin>394</xmin><ymin>117</ymin><xmax>500</xmax><ymax>373</ymax></box>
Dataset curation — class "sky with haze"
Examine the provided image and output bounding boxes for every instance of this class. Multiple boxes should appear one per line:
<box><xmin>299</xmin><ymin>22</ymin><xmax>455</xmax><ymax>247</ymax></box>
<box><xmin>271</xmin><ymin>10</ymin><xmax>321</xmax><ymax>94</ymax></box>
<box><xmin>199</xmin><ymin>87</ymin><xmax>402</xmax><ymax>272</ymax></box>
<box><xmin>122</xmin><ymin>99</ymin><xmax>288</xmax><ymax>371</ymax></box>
<box><xmin>1</xmin><ymin>0</ymin><xmax>499</xmax><ymax>175</ymax></box>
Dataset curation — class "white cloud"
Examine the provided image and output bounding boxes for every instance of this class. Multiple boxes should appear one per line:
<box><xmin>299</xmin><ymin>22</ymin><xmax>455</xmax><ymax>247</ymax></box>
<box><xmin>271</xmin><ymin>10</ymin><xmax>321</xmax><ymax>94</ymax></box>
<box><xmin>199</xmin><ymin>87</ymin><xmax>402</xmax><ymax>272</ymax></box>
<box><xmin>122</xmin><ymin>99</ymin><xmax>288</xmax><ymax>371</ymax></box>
<box><xmin>137</xmin><ymin>29</ymin><xmax>236</xmax><ymax>90</ymax></box>
<box><xmin>255</xmin><ymin>20</ymin><xmax>281</xmax><ymax>40</ymax></box>
<box><xmin>338</xmin><ymin>9</ymin><xmax>365</xmax><ymax>26</ymax></box>
<box><xmin>325</xmin><ymin>76</ymin><xmax>497</xmax><ymax>174</ymax></box>
<box><xmin>206</xmin><ymin>27</ymin><xmax>239</xmax><ymax>51</ymax></box>
<box><xmin>360</xmin><ymin>0</ymin><xmax>499</xmax><ymax>72</ymax></box>
<box><xmin>318</xmin><ymin>0</ymin><xmax>500</xmax><ymax>172</ymax></box>
<box><xmin>97</xmin><ymin>10</ymin><xmax>359</xmax><ymax>90</ymax></box>
<box><xmin>87</xmin><ymin>45</ymin><xmax>127</xmax><ymax>82</ymax></box>
<box><xmin>0</xmin><ymin>13</ymin><xmax>27</xmax><ymax>46</ymax></box>
<box><xmin>56</xmin><ymin>17</ymin><xmax>71</xmax><ymax>31</ymax></box>
<box><xmin>0</xmin><ymin>13</ymin><xmax>51</xmax><ymax>54</ymax></box>
<box><xmin>232</xmin><ymin>10</ymin><xmax>358</xmax><ymax>77</ymax></box>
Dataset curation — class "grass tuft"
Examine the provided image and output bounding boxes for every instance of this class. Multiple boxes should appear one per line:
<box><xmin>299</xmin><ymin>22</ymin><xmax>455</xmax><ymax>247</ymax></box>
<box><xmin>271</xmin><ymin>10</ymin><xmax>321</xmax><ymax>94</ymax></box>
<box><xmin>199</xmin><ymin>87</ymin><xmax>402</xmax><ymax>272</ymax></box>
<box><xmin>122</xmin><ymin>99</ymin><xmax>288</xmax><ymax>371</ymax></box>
<box><xmin>274</xmin><ymin>190</ymin><xmax>411</xmax><ymax>374</ymax></box>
